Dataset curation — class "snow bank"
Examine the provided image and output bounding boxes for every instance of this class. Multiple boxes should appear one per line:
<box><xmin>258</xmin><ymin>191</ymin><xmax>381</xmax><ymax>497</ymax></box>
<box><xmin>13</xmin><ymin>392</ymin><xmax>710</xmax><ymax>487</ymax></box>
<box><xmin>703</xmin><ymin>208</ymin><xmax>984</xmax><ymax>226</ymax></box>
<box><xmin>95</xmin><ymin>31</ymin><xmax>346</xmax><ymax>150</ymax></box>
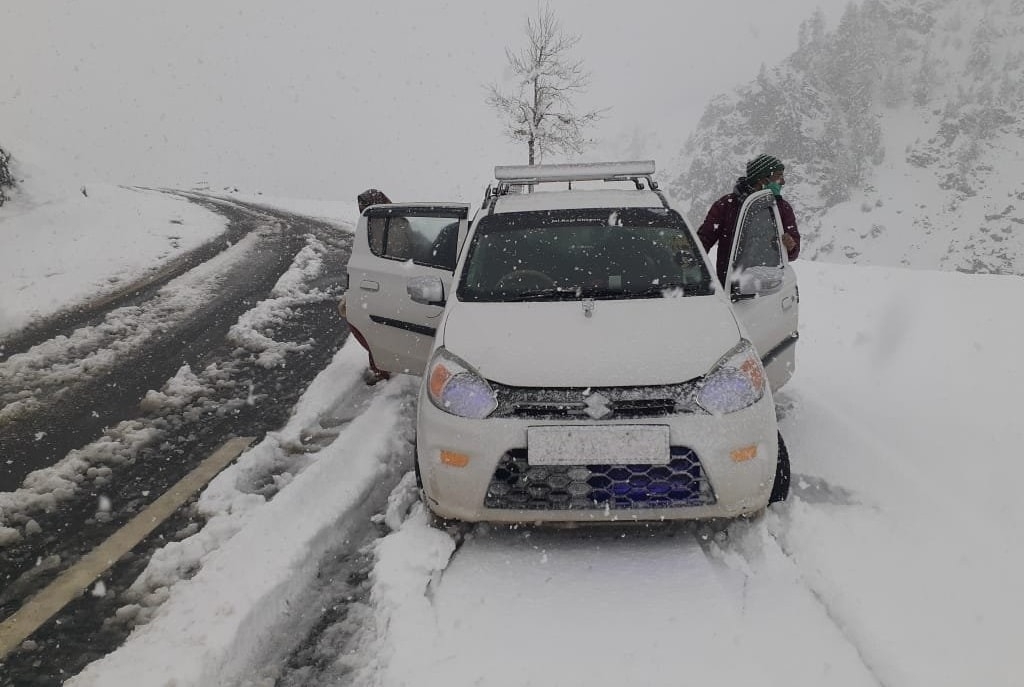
<box><xmin>70</xmin><ymin>341</ymin><xmax>418</xmax><ymax>687</ymax></box>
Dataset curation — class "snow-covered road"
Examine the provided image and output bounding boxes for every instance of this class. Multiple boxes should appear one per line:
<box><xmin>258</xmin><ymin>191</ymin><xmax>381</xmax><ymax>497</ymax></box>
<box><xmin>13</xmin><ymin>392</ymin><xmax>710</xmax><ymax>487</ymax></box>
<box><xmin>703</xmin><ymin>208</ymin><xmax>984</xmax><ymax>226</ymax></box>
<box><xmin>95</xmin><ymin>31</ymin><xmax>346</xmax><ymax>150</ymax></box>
<box><xmin>62</xmin><ymin>260</ymin><xmax>1024</xmax><ymax>687</ymax></box>
<box><xmin>0</xmin><ymin>192</ymin><xmax>362</xmax><ymax>683</ymax></box>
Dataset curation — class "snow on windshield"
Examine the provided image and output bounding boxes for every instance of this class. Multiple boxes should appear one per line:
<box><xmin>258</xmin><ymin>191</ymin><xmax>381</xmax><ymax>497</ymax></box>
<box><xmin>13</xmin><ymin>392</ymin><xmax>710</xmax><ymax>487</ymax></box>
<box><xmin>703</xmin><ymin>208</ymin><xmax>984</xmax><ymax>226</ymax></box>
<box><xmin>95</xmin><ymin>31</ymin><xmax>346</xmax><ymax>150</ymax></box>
<box><xmin>459</xmin><ymin>208</ymin><xmax>712</xmax><ymax>301</ymax></box>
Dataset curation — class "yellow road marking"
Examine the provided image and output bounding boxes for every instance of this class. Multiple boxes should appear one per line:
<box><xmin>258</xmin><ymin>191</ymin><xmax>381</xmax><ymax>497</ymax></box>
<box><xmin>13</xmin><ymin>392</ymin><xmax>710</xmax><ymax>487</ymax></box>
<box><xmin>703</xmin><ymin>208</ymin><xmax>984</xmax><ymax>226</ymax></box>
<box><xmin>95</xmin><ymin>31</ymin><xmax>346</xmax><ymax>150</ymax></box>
<box><xmin>0</xmin><ymin>436</ymin><xmax>255</xmax><ymax>660</ymax></box>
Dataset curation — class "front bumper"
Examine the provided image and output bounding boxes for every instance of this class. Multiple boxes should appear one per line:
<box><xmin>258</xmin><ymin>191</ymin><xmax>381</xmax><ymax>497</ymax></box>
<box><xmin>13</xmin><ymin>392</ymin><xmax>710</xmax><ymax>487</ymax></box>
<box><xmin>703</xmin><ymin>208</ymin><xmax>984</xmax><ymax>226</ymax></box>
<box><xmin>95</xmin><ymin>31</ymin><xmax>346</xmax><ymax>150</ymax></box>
<box><xmin>416</xmin><ymin>386</ymin><xmax>778</xmax><ymax>523</ymax></box>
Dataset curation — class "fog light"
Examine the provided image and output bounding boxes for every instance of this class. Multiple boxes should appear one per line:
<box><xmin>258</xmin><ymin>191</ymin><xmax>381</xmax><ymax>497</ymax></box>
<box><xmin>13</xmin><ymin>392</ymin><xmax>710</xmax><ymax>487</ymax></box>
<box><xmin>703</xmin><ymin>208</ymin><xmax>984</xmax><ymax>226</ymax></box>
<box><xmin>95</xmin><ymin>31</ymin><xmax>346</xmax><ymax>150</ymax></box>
<box><xmin>440</xmin><ymin>450</ymin><xmax>470</xmax><ymax>467</ymax></box>
<box><xmin>730</xmin><ymin>445</ymin><xmax>758</xmax><ymax>462</ymax></box>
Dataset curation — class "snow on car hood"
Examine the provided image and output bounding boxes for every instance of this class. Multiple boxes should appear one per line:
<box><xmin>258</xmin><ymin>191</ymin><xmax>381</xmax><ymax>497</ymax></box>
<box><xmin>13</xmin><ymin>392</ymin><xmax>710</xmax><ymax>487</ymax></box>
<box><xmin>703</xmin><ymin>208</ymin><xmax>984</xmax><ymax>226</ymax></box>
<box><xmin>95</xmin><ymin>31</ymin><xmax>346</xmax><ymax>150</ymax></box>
<box><xmin>440</xmin><ymin>295</ymin><xmax>741</xmax><ymax>387</ymax></box>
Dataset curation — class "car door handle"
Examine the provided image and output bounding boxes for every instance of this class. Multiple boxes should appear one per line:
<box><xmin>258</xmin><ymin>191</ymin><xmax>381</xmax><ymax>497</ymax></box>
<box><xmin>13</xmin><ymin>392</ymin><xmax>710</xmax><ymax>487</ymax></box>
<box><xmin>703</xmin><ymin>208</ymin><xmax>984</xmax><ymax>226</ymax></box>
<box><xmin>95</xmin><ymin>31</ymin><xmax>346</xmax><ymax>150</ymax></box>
<box><xmin>360</xmin><ymin>280</ymin><xmax>380</xmax><ymax>292</ymax></box>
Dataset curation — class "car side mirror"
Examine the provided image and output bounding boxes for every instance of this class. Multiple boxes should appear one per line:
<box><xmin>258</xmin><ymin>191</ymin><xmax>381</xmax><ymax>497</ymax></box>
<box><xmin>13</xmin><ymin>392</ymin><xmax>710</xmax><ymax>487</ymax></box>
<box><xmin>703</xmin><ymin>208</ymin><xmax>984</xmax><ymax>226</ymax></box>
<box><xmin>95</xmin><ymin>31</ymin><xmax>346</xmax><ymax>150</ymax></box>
<box><xmin>730</xmin><ymin>265</ymin><xmax>784</xmax><ymax>301</ymax></box>
<box><xmin>407</xmin><ymin>276</ymin><xmax>446</xmax><ymax>306</ymax></box>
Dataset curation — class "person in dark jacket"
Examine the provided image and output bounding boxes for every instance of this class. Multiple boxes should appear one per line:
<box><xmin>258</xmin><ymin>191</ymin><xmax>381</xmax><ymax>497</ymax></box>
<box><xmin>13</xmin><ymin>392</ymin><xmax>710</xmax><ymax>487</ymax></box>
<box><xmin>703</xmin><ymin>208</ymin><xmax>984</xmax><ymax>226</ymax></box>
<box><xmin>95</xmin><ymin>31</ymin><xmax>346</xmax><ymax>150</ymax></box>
<box><xmin>697</xmin><ymin>154</ymin><xmax>800</xmax><ymax>287</ymax></box>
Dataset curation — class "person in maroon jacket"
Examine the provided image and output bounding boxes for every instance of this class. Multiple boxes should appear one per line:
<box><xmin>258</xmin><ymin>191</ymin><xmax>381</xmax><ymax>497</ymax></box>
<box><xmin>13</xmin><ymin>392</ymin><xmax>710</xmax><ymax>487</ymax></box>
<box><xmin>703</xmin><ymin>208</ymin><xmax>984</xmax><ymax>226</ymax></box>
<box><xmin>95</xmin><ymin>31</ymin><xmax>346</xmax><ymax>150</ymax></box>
<box><xmin>697</xmin><ymin>154</ymin><xmax>800</xmax><ymax>287</ymax></box>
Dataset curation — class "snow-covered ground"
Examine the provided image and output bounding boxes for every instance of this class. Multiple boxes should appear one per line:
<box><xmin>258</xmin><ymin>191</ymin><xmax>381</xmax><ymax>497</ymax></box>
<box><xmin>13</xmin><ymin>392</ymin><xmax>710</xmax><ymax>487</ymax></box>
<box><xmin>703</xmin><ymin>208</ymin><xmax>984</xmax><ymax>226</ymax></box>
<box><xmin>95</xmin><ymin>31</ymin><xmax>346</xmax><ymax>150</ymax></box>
<box><xmin>4</xmin><ymin>177</ymin><xmax>1023</xmax><ymax>685</ymax></box>
<box><xmin>0</xmin><ymin>157</ymin><xmax>230</xmax><ymax>339</ymax></box>
<box><xmin>73</xmin><ymin>256</ymin><xmax>1024</xmax><ymax>681</ymax></box>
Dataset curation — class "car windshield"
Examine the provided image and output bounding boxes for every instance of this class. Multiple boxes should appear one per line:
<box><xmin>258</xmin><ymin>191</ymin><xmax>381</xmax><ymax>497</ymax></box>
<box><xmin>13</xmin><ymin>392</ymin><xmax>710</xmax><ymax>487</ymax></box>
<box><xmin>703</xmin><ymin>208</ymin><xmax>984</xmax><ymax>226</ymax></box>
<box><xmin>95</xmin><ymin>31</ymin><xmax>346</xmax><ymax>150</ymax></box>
<box><xmin>457</xmin><ymin>207</ymin><xmax>714</xmax><ymax>302</ymax></box>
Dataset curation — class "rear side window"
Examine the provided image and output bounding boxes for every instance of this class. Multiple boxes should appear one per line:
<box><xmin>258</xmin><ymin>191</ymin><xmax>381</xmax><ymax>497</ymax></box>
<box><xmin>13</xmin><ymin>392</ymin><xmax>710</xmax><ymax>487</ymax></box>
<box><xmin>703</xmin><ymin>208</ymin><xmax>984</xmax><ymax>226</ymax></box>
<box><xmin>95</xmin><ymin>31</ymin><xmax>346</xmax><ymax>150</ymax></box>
<box><xmin>366</xmin><ymin>214</ymin><xmax>461</xmax><ymax>270</ymax></box>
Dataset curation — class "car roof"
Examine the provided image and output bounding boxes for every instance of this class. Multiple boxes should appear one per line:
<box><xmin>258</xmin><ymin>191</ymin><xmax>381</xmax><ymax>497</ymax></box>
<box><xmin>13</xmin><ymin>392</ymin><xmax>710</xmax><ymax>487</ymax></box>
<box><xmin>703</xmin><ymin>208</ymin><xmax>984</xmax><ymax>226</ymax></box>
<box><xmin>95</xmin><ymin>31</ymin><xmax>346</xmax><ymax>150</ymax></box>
<box><xmin>489</xmin><ymin>189</ymin><xmax>666</xmax><ymax>214</ymax></box>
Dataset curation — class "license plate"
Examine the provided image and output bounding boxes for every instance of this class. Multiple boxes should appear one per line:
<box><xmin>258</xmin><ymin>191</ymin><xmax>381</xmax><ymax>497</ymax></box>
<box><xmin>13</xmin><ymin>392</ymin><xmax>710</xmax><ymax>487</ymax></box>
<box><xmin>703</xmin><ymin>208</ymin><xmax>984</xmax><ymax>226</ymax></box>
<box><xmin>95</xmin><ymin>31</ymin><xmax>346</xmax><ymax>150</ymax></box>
<box><xmin>528</xmin><ymin>426</ymin><xmax>670</xmax><ymax>466</ymax></box>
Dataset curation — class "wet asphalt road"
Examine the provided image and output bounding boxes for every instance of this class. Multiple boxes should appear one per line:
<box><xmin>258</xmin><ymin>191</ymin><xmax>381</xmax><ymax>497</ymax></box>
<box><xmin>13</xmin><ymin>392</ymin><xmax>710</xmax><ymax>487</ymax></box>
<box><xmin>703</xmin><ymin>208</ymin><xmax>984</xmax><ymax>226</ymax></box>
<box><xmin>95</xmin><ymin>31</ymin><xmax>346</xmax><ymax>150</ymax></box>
<box><xmin>0</xmin><ymin>193</ymin><xmax>355</xmax><ymax>685</ymax></box>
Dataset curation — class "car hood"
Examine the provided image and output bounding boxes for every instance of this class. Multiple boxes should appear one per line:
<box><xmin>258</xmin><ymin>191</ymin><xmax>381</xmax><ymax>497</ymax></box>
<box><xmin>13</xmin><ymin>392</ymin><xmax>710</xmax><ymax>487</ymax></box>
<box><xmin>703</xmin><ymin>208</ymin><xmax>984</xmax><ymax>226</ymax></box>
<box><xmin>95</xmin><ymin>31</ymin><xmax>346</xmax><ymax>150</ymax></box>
<box><xmin>440</xmin><ymin>296</ymin><xmax>741</xmax><ymax>387</ymax></box>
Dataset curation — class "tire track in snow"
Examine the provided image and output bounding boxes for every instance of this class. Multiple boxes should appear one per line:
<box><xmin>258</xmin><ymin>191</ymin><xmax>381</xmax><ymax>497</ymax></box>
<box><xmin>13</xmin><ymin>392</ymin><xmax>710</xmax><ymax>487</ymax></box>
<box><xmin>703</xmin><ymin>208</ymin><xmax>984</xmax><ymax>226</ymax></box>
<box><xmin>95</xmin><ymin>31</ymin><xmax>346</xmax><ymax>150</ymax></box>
<box><xmin>0</xmin><ymin>229</ymin><xmax>270</xmax><ymax>422</ymax></box>
<box><xmin>331</xmin><ymin>510</ymin><xmax>887</xmax><ymax>687</ymax></box>
<box><xmin>750</xmin><ymin>387</ymin><xmax>900</xmax><ymax>685</ymax></box>
<box><xmin>704</xmin><ymin>515</ymin><xmax>892</xmax><ymax>687</ymax></box>
<box><xmin>0</xmin><ymin>193</ymin><xmax>352</xmax><ymax>493</ymax></box>
<box><xmin>768</xmin><ymin>525</ymin><xmax>892</xmax><ymax>687</ymax></box>
<box><xmin>772</xmin><ymin>380</ymin><xmax>1024</xmax><ymax>687</ymax></box>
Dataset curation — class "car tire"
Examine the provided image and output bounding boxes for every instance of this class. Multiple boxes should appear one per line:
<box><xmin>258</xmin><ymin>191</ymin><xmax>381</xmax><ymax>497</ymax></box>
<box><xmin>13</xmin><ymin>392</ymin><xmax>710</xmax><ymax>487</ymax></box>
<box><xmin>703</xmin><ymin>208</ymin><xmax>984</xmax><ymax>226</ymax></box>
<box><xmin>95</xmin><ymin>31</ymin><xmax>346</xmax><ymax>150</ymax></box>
<box><xmin>425</xmin><ymin>507</ymin><xmax>472</xmax><ymax>540</ymax></box>
<box><xmin>414</xmin><ymin>455</ymin><xmax>460</xmax><ymax>534</ymax></box>
<box><xmin>769</xmin><ymin>431</ymin><xmax>791</xmax><ymax>504</ymax></box>
<box><xmin>427</xmin><ymin>508</ymin><xmax>449</xmax><ymax>530</ymax></box>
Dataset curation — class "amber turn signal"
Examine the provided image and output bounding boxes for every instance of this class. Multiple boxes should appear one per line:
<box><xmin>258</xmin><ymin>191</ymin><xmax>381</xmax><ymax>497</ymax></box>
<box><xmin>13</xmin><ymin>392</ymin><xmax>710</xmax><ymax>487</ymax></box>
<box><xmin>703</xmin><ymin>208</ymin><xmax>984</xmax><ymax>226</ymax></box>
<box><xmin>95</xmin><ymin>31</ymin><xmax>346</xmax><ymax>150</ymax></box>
<box><xmin>440</xmin><ymin>450</ymin><xmax>470</xmax><ymax>467</ymax></box>
<box><xmin>730</xmin><ymin>445</ymin><xmax>758</xmax><ymax>462</ymax></box>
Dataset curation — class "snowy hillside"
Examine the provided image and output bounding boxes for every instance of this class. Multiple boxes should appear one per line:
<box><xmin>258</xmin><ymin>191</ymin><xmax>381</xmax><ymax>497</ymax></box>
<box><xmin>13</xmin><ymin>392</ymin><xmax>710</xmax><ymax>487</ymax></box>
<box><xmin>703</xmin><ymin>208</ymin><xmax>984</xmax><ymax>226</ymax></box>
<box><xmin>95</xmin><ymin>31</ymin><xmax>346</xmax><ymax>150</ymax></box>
<box><xmin>666</xmin><ymin>0</ymin><xmax>1024</xmax><ymax>275</ymax></box>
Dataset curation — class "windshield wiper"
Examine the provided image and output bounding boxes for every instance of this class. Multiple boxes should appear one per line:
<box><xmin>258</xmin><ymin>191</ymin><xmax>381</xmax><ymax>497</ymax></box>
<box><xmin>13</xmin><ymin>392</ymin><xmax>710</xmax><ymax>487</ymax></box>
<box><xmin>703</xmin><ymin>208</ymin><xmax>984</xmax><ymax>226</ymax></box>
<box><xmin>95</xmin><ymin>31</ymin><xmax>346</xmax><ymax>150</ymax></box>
<box><xmin>629</xmin><ymin>283</ymin><xmax>691</xmax><ymax>298</ymax></box>
<box><xmin>581</xmin><ymin>282</ymin><xmax>711</xmax><ymax>300</ymax></box>
<box><xmin>505</xmin><ymin>287</ymin><xmax>583</xmax><ymax>302</ymax></box>
<box><xmin>504</xmin><ymin>282</ymin><xmax>711</xmax><ymax>302</ymax></box>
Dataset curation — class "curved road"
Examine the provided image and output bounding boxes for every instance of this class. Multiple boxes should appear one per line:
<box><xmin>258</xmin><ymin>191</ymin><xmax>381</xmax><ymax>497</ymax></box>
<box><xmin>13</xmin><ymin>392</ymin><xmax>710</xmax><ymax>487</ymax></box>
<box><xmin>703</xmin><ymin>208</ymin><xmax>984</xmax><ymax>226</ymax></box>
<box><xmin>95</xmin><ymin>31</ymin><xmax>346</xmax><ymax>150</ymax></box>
<box><xmin>0</xmin><ymin>193</ymin><xmax>355</xmax><ymax>684</ymax></box>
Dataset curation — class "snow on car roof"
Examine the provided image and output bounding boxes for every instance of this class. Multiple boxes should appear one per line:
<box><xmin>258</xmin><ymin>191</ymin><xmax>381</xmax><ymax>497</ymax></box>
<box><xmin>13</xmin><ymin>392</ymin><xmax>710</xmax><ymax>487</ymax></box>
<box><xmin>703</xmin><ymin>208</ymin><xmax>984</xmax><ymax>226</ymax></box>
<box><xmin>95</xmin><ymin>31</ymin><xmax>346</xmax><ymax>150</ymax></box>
<box><xmin>491</xmin><ymin>189</ymin><xmax>665</xmax><ymax>213</ymax></box>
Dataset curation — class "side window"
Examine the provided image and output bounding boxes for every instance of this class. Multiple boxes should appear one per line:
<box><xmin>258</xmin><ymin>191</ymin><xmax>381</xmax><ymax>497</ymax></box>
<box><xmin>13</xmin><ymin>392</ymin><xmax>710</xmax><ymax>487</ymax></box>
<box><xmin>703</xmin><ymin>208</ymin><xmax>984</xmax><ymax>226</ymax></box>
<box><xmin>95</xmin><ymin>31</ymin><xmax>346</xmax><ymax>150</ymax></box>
<box><xmin>734</xmin><ymin>199</ymin><xmax>783</xmax><ymax>272</ymax></box>
<box><xmin>368</xmin><ymin>216</ymin><xmax>386</xmax><ymax>255</ymax></box>
<box><xmin>409</xmin><ymin>217</ymin><xmax>459</xmax><ymax>270</ymax></box>
<box><xmin>385</xmin><ymin>217</ymin><xmax>414</xmax><ymax>260</ymax></box>
<box><xmin>430</xmin><ymin>221</ymin><xmax>460</xmax><ymax>270</ymax></box>
<box><xmin>367</xmin><ymin>214</ymin><xmax>460</xmax><ymax>269</ymax></box>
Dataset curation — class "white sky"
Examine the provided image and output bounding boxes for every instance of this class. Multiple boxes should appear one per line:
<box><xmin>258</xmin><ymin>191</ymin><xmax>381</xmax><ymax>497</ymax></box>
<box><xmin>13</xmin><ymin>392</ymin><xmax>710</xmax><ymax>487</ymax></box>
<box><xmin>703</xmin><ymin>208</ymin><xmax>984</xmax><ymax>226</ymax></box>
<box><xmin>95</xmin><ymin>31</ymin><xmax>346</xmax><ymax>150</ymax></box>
<box><xmin>2</xmin><ymin>1</ymin><xmax>847</xmax><ymax>203</ymax></box>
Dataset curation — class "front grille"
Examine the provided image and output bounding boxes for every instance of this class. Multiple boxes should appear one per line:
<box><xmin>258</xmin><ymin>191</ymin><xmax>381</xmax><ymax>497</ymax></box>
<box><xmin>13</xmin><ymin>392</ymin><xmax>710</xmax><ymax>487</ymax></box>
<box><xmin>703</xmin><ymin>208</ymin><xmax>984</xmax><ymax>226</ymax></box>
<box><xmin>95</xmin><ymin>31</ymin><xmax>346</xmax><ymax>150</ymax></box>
<box><xmin>484</xmin><ymin>447</ymin><xmax>716</xmax><ymax>511</ymax></box>
<box><xmin>490</xmin><ymin>381</ymin><xmax>702</xmax><ymax>420</ymax></box>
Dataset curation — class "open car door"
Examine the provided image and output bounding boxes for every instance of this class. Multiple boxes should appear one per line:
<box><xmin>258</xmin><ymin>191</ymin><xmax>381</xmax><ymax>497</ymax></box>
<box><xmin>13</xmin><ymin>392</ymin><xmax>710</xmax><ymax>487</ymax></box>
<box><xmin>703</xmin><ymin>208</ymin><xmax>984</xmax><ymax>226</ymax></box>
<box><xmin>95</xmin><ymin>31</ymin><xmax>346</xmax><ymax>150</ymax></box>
<box><xmin>344</xmin><ymin>203</ymin><xmax>470</xmax><ymax>375</ymax></box>
<box><xmin>726</xmin><ymin>189</ymin><xmax>799</xmax><ymax>391</ymax></box>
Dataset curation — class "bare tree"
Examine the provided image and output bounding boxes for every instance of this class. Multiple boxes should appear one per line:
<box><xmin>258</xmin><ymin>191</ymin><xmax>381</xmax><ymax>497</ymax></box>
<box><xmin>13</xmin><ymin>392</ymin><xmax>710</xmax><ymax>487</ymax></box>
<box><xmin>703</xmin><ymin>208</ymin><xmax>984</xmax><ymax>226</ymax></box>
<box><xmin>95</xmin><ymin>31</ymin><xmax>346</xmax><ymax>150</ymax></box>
<box><xmin>487</xmin><ymin>5</ymin><xmax>604</xmax><ymax>165</ymax></box>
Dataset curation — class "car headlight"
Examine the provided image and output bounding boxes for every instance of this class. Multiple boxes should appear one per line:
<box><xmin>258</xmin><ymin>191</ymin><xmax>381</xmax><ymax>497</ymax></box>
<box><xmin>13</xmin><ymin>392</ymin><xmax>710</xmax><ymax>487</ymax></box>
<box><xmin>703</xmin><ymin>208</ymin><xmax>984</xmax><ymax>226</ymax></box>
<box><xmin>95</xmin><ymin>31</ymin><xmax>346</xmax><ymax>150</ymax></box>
<box><xmin>696</xmin><ymin>339</ymin><xmax>766</xmax><ymax>415</ymax></box>
<box><xmin>426</xmin><ymin>347</ymin><xmax>498</xmax><ymax>419</ymax></box>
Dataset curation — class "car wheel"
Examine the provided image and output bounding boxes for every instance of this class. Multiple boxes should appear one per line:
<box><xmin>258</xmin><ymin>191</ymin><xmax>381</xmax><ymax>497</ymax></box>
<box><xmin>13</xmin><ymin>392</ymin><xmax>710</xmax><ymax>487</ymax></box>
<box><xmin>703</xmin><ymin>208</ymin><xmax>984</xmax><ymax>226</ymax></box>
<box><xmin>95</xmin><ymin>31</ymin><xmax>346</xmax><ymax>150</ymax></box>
<box><xmin>426</xmin><ymin>508</ymin><xmax>448</xmax><ymax>530</ymax></box>
<box><xmin>425</xmin><ymin>507</ymin><xmax>472</xmax><ymax>540</ymax></box>
<box><xmin>769</xmin><ymin>431</ymin><xmax>791</xmax><ymax>504</ymax></box>
<box><xmin>414</xmin><ymin>455</ymin><xmax>461</xmax><ymax>534</ymax></box>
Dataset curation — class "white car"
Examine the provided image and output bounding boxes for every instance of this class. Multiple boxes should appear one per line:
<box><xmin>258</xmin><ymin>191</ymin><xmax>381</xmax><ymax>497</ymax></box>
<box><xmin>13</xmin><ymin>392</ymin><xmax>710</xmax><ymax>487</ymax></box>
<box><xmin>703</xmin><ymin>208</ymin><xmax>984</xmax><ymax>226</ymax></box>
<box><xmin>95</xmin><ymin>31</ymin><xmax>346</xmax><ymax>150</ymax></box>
<box><xmin>344</xmin><ymin>161</ymin><xmax>798</xmax><ymax>523</ymax></box>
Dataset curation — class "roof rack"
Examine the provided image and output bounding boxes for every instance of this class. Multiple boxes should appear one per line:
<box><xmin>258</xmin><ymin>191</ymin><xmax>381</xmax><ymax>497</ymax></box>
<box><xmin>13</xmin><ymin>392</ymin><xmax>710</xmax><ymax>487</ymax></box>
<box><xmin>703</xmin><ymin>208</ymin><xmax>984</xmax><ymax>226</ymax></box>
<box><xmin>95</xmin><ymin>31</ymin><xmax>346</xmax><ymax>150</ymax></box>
<box><xmin>495</xmin><ymin>160</ymin><xmax>655</xmax><ymax>184</ymax></box>
<box><xmin>484</xmin><ymin>160</ymin><xmax>669</xmax><ymax>212</ymax></box>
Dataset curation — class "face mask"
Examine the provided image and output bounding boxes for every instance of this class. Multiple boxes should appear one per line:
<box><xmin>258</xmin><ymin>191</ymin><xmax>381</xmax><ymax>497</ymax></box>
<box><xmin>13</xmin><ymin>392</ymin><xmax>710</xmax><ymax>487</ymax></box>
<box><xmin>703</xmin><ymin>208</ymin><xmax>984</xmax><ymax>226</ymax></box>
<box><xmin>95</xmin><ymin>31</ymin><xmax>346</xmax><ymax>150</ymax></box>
<box><xmin>766</xmin><ymin>181</ymin><xmax>783</xmax><ymax>197</ymax></box>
